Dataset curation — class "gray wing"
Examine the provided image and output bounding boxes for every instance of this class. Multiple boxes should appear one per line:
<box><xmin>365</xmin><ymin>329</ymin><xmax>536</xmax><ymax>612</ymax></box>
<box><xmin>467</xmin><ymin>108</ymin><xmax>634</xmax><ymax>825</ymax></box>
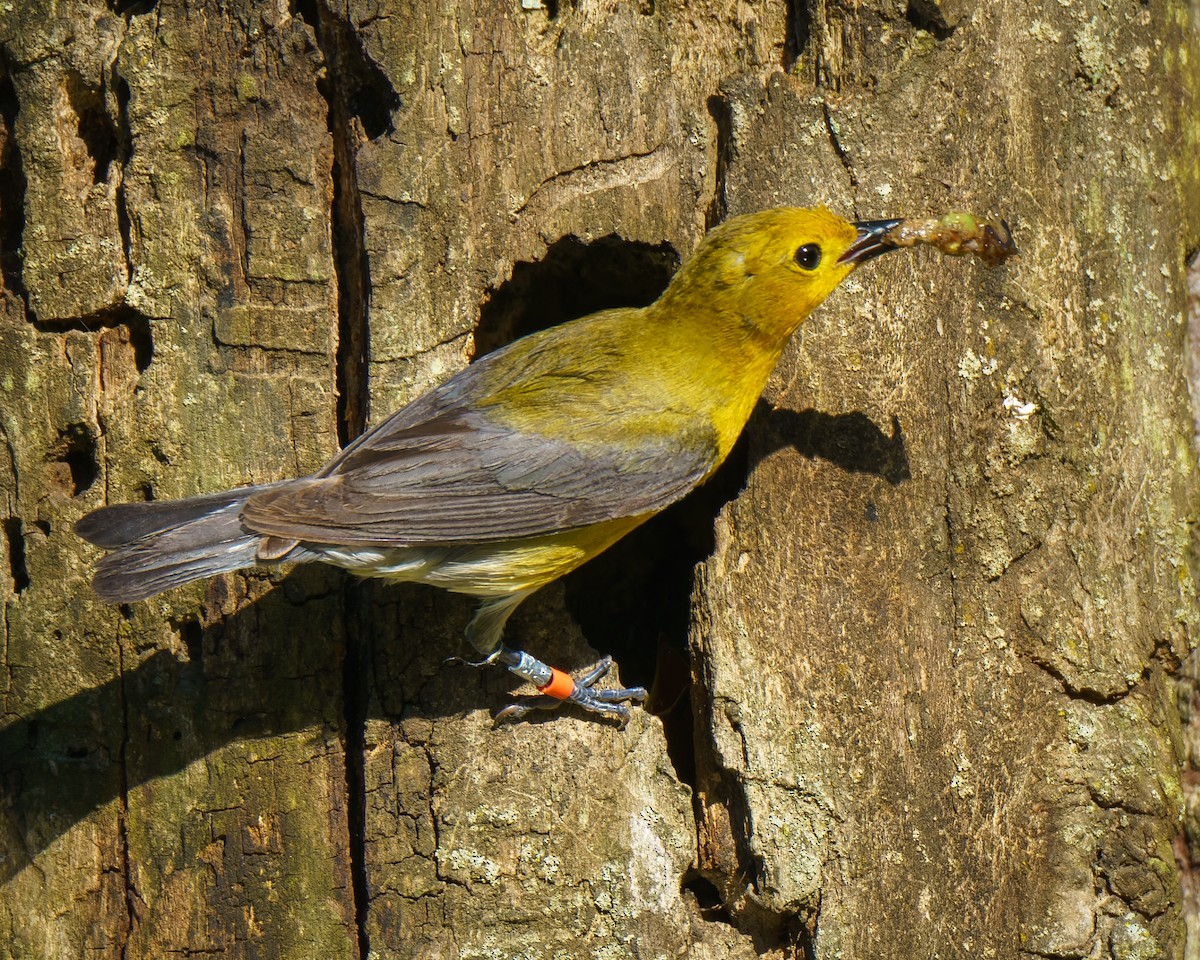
<box><xmin>239</xmin><ymin>407</ymin><xmax>718</xmax><ymax>547</ymax></box>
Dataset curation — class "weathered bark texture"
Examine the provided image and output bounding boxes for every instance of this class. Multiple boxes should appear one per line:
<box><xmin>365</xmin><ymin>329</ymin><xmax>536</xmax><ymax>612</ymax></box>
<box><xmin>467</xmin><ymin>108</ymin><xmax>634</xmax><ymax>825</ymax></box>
<box><xmin>0</xmin><ymin>1</ymin><xmax>1197</xmax><ymax>959</ymax></box>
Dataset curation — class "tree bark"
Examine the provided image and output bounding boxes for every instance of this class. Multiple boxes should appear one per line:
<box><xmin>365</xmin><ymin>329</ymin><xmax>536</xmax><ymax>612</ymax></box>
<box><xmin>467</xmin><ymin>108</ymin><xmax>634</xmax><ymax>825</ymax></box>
<box><xmin>1</xmin><ymin>1</ymin><xmax>1197</xmax><ymax>958</ymax></box>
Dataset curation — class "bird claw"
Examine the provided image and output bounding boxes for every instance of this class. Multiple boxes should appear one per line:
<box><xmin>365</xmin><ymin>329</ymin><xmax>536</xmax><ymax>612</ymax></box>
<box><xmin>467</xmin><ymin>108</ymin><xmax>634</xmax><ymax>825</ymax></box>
<box><xmin>443</xmin><ymin>649</ymin><xmax>503</xmax><ymax>669</ymax></box>
<box><xmin>494</xmin><ymin>655</ymin><xmax>648</xmax><ymax>728</ymax></box>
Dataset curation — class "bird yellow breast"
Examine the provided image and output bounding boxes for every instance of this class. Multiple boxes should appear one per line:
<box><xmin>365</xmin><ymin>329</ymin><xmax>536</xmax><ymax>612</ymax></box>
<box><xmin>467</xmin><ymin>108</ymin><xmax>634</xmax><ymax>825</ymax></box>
<box><xmin>327</xmin><ymin>514</ymin><xmax>650</xmax><ymax>598</ymax></box>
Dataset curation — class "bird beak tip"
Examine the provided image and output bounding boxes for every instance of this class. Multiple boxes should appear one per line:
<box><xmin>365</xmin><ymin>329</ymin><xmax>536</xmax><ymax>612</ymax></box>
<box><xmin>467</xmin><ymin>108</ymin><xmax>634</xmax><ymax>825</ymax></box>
<box><xmin>838</xmin><ymin>218</ymin><xmax>905</xmax><ymax>266</ymax></box>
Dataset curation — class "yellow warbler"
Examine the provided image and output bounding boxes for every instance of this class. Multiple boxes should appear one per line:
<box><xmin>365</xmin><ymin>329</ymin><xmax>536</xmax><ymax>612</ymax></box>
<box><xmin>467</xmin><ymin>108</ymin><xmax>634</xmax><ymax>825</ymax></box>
<box><xmin>77</xmin><ymin>208</ymin><xmax>908</xmax><ymax>723</ymax></box>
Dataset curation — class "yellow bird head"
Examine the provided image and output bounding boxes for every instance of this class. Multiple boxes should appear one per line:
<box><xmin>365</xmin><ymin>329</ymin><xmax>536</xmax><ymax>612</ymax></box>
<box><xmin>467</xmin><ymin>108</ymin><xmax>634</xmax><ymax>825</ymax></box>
<box><xmin>659</xmin><ymin>206</ymin><xmax>900</xmax><ymax>347</ymax></box>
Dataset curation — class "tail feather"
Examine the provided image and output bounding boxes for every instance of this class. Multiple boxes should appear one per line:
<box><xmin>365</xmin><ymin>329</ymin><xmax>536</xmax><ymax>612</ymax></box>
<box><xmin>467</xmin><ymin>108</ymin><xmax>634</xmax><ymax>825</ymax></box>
<box><xmin>77</xmin><ymin>484</ymin><xmax>286</xmax><ymax>602</ymax></box>
<box><xmin>75</xmin><ymin>487</ymin><xmax>270</xmax><ymax>549</ymax></box>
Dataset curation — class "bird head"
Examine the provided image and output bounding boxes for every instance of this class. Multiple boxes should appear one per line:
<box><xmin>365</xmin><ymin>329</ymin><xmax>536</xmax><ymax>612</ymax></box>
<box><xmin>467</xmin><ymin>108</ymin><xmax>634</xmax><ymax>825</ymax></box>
<box><xmin>659</xmin><ymin>206</ymin><xmax>900</xmax><ymax>348</ymax></box>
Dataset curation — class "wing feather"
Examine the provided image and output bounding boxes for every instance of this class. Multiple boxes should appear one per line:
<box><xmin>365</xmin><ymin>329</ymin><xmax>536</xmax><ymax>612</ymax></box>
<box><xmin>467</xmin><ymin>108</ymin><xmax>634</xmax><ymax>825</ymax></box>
<box><xmin>241</xmin><ymin>316</ymin><xmax>721</xmax><ymax>547</ymax></box>
<box><xmin>240</xmin><ymin>409</ymin><xmax>716</xmax><ymax>546</ymax></box>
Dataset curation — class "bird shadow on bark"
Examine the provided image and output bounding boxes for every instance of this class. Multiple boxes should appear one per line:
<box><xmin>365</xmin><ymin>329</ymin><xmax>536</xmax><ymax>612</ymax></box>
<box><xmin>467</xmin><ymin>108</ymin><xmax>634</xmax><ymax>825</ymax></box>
<box><xmin>0</xmin><ymin>401</ymin><xmax>908</xmax><ymax>884</ymax></box>
<box><xmin>758</xmin><ymin>405</ymin><xmax>910</xmax><ymax>486</ymax></box>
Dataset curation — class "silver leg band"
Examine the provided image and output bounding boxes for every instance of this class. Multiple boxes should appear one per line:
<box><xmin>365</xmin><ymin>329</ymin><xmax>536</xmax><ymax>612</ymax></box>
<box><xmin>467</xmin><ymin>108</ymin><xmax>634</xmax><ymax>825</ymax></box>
<box><xmin>505</xmin><ymin>650</ymin><xmax>553</xmax><ymax>688</ymax></box>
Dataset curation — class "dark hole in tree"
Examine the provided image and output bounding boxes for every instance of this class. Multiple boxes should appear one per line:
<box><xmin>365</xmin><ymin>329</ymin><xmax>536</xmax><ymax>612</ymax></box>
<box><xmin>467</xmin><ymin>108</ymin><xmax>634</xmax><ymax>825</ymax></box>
<box><xmin>111</xmin><ymin>0</ymin><xmax>158</xmax><ymax>15</ymax></box>
<box><xmin>3</xmin><ymin>518</ymin><xmax>29</xmax><ymax>593</ymax></box>
<box><xmin>66</xmin><ymin>72</ymin><xmax>119</xmax><ymax>185</ymax></box>
<box><xmin>177</xmin><ymin>618</ymin><xmax>203</xmax><ymax>663</ymax></box>
<box><xmin>905</xmin><ymin>0</ymin><xmax>956</xmax><ymax>39</ymax></box>
<box><xmin>472</xmin><ymin>234</ymin><xmax>679</xmax><ymax>358</ymax></box>
<box><xmin>292</xmin><ymin>0</ymin><xmax>400</xmax><ymax>140</ymax></box>
<box><xmin>783</xmin><ymin>0</ymin><xmax>812</xmax><ymax>71</ymax></box>
<box><xmin>49</xmin><ymin>424</ymin><xmax>99</xmax><ymax>497</ymax></box>
<box><xmin>681</xmin><ymin>873</ymin><xmax>733</xmax><ymax>924</ymax></box>
<box><xmin>126</xmin><ymin>311</ymin><xmax>154</xmax><ymax>372</ymax></box>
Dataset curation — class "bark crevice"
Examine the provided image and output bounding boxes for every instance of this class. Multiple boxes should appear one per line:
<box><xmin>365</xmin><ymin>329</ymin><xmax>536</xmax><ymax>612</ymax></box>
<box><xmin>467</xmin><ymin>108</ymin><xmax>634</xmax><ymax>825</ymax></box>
<box><xmin>705</xmin><ymin>93</ymin><xmax>732</xmax><ymax>230</ymax></box>
<box><xmin>0</xmin><ymin>49</ymin><xmax>27</xmax><ymax>307</ymax></box>
<box><xmin>820</xmin><ymin>100</ymin><xmax>857</xmax><ymax>206</ymax></box>
<box><xmin>115</xmin><ymin>641</ymin><xmax>138</xmax><ymax>959</ymax></box>
<box><xmin>295</xmin><ymin>0</ymin><xmax>387</xmax><ymax>445</ymax></box>
<box><xmin>340</xmin><ymin>580</ymin><xmax>371</xmax><ymax>960</ymax></box>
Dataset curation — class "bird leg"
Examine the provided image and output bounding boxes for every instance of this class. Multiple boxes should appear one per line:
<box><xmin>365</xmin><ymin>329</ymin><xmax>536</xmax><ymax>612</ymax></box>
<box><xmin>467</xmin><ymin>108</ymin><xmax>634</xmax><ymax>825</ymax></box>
<box><xmin>491</xmin><ymin>648</ymin><xmax>647</xmax><ymax>727</ymax></box>
<box><xmin>454</xmin><ymin>595</ymin><xmax>646</xmax><ymax>726</ymax></box>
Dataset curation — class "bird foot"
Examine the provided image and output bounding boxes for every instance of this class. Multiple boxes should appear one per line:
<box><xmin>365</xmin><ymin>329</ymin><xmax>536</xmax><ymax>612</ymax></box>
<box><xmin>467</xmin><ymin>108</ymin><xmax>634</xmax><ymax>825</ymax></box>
<box><xmin>448</xmin><ymin>645</ymin><xmax>646</xmax><ymax>727</ymax></box>
<box><xmin>494</xmin><ymin>655</ymin><xmax>648</xmax><ymax>727</ymax></box>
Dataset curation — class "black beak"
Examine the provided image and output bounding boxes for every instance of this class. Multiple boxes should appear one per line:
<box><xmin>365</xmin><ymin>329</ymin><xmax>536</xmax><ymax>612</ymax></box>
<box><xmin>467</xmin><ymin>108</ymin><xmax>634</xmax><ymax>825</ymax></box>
<box><xmin>838</xmin><ymin>218</ymin><xmax>904</xmax><ymax>265</ymax></box>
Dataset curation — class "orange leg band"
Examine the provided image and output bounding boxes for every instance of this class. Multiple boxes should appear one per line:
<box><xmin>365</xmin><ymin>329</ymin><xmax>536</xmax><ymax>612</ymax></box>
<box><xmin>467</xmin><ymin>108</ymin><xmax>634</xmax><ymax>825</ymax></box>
<box><xmin>538</xmin><ymin>667</ymin><xmax>576</xmax><ymax>701</ymax></box>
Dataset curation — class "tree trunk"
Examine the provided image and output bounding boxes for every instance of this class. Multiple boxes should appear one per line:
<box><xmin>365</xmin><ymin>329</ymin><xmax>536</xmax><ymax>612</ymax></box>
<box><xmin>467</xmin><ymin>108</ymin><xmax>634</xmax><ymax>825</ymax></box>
<box><xmin>1</xmin><ymin>1</ymin><xmax>1196</xmax><ymax>958</ymax></box>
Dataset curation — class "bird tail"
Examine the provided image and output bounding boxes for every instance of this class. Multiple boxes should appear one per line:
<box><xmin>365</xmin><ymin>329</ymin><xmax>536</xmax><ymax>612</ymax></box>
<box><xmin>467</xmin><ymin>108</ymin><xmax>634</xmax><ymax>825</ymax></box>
<box><xmin>75</xmin><ymin>484</ymin><xmax>288</xmax><ymax>603</ymax></box>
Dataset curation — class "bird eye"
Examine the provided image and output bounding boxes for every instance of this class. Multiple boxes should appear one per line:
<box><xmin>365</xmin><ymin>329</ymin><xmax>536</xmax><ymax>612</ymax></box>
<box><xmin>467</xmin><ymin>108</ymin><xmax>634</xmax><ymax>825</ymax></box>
<box><xmin>794</xmin><ymin>243</ymin><xmax>822</xmax><ymax>270</ymax></box>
